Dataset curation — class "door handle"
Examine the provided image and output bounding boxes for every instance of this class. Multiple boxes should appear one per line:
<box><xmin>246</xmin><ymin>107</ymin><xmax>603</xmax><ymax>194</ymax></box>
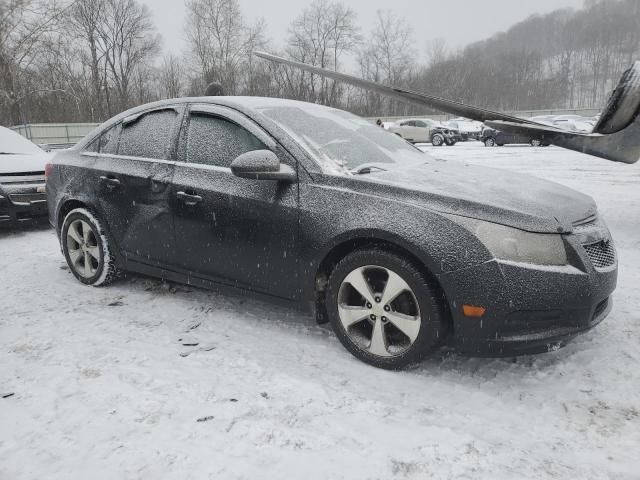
<box><xmin>176</xmin><ymin>191</ymin><xmax>202</xmax><ymax>206</ymax></box>
<box><xmin>100</xmin><ymin>176</ymin><xmax>121</xmax><ymax>190</ymax></box>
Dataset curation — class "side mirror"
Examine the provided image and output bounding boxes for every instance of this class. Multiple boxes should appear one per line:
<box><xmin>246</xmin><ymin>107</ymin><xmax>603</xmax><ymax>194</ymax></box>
<box><xmin>230</xmin><ymin>150</ymin><xmax>296</xmax><ymax>182</ymax></box>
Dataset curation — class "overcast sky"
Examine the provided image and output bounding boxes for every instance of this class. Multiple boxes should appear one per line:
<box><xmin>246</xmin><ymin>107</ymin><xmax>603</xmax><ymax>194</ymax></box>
<box><xmin>149</xmin><ymin>0</ymin><xmax>586</xmax><ymax>58</ymax></box>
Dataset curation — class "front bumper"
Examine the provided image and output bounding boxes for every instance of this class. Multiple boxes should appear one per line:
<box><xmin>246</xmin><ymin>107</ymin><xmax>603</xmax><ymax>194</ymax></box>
<box><xmin>441</xmin><ymin>221</ymin><xmax>618</xmax><ymax>356</ymax></box>
<box><xmin>0</xmin><ymin>178</ymin><xmax>48</xmax><ymax>227</ymax></box>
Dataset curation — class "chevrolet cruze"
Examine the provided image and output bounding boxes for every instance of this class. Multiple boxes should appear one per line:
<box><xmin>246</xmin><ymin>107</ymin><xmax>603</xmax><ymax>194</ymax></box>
<box><xmin>46</xmin><ymin>97</ymin><xmax>617</xmax><ymax>369</ymax></box>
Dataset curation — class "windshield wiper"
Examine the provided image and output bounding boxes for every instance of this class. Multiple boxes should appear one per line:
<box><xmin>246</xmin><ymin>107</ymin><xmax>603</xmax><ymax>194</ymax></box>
<box><xmin>352</xmin><ymin>165</ymin><xmax>388</xmax><ymax>175</ymax></box>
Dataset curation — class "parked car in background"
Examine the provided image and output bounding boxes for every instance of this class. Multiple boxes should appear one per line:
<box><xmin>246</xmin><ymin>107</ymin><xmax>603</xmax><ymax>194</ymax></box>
<box><xmin>481</xmin><ymin>126</ymin><xmax>549</xmax><ymax>147</ymax></box>
<box><xmin>0</xmin><ymin>126</ymin><xmax>50</xmax><ymax>227</ymax></box>
<box><xmin>552</xmin><ymin>117</ymin><xmax>595</xmax><ymax>133</ymax></box>
<box><xmin>47</xmin><ymin>96</ymin><xmax>617</xmax><ymax>369</ymax></box>
<box><xmin>388</xmin><ymin>118</ymin><xmax>461</xmax><ymax>146</ymax></box>
<box><xmin>446</xmin><ymin>119</ymin><xmax>483</xmax><ymax>141</ymax></box>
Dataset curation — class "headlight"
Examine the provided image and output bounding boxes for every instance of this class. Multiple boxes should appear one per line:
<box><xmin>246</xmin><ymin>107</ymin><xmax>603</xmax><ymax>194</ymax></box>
<box><xmin>457</xmin><ymin>217</ymin><xmax>568</xmax><ymax>266</ymax></box>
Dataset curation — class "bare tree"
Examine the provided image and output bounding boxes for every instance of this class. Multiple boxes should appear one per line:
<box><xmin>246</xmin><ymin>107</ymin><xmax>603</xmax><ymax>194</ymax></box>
<box><xmin>0</xmin><ymin>0</ymin><xmax>67</xmax><ymax>125</ymax></box>
<box><xmin>184</xmin><ymin>0</ymin><xmax>267</xmax><ymax>95</ymax></box>
<box><xmin>68</xmin><ymin>0</ymin><xmax>106</xmax><ymax>120</ymax></box>
<box><xmin>285</xmin><ymin>0</ymin><xmax>360</xmax><ymax>104</ymax></box>
<box><xmin>356</xmin><ymin>10</ymin><xmax>415</xmax><ymax>115</ymax></box>
<box><xmin>159</xmin><ymin>54</ymin><xmax>183</xmax><ymax>99</ymax></box>
<box><xmin>96</xmin><ymin>0</ymin><xmax>160</xmax><ymax>114</ymax></box>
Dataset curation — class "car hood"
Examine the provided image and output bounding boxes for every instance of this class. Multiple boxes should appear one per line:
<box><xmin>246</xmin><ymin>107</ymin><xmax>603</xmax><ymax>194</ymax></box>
<box><xmin>358</xmin><ymin>161</ymin><xmax>596</xmax><ymax>233</ymax></box>
<box><xmin>0</xmin><ymin>152</ymin><xmax>50</xmax><ymax>174</ymax></box>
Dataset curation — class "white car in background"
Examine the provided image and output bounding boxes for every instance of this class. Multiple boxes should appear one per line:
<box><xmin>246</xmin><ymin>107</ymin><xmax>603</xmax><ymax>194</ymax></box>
<box><xmin>387</xmin><ymin>118</ymin><xmax>461</xmax><ymax>145</ymax></box>
<box><xmin>0</xmin><ymin>126</ymin><xmax>51</xmax><ymax>227</ymax></box>
<box><xmin>446</xmin><ymin>118</ymin><xmax>484</xmax><ymax>141</ymax></box>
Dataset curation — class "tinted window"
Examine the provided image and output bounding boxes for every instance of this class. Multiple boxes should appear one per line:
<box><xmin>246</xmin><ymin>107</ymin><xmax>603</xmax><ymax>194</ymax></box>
<box><xmin>85</xmin><ymin>137</ymin><xmax>99</xmax><ymax>152</ymax></box>
<box><xmin>415</xmin><ymin>120</ymin><xmax>427</xmax><ymax>128</ymax></box>
<box><xmin>118</xmin><ymin>110</ymin><xmax>177</xmax><ymax>159</ymax></box>
<box><xmin>186</xmin><ymin>114</ymin><xmax>265</xmax><ymax>168</ymax></box>
<box><xmin>100</xmin><ymin>124</ymin><xmax>119</xmax><ymax>154</ymax></box>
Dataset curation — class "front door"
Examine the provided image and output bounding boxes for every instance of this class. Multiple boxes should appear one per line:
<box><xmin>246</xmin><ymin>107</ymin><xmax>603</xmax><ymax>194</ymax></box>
<box><xmin>170</xmin><ymin>104</ymin><xmax>299</xmax><ymax>299</ymax></box>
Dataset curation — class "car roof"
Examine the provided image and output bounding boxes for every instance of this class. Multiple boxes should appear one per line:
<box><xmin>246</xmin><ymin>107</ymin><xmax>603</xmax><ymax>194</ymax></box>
<box><xmin>76</xmin><ymin>96</ymin><xmax>340</xmax><ymax>150</ymax></box>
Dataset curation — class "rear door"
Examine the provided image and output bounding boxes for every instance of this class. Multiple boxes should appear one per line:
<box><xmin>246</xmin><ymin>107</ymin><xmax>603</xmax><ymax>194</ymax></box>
<box><xmin>170</xmin><ymin>104</ymin><xmax>299</xmax><ymax>299</ymax></box>
<box><xmin>413</xmin><ymin>120</ymin><xmax>430</xmax><ymax>142</ymax></box>
<box><xmin>91</xmin><ymin>106</ymin><xmax>183</xmax><ymax>266</ymax></box>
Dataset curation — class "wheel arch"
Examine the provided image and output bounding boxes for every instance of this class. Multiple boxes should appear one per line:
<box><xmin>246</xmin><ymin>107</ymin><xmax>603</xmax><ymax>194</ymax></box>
<box><xmin>312</xmin><ymin>232</ymin><xmax>452</xmax><ymax>330</ymax></box>
<box><xmin>56</xmin><ymin>198</ymin><xmax>91</xmax><ymax>235</ymax></box>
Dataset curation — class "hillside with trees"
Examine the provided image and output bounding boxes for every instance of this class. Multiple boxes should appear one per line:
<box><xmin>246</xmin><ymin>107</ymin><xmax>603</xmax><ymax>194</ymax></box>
<box><xmin>1</xmin><ymin>0</ymin><xmax>638</xmax><ymax>126</ymax></box>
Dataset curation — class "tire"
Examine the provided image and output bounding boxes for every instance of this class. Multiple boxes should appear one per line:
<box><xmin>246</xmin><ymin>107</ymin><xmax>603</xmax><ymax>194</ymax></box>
<box><xmin>593</xmin><ymin>62</ymin><xmax>640</xmax><ymax>134</ymax></box>
<box><xmin>61</xmin><ymin>208</ymin><xmax>118</xmax><ymax>286</ymax></box>
<box><xmin>445</xmin><ymin>140</ymin><xmax>457</xmax><ymax>146</ymax></box>
<box><xmin>484</xmin><ymin>137</ymin><xmax>496</xmax><ymax>147</ymax></box>
<box><xmin>431</xmin><ymin>133</ymin><xmax>445</xmax><ymax>146</ymax></box>
<box><xmin>530</xmin><ymin>139</ymin><xmax>542</xmax><ymax>147</ymax></box>
<box><xmin>326</xmin><ymin>248</ymin><xmax>446</xmax><ymax>369</ymax></box>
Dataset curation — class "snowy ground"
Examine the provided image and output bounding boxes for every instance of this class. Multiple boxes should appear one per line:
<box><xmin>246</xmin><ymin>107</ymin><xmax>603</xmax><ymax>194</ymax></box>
<box><xmin>1</xmin><ymin>143</ymin><xmax>639</xmax><ymax>479</ymax></box>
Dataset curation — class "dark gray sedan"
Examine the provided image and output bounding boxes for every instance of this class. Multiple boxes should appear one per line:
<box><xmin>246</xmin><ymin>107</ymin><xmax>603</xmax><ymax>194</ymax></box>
<box><xmin>45</xmin><ymin>97</ymin><xmax>617</xmax><ymax>369</ymax></box>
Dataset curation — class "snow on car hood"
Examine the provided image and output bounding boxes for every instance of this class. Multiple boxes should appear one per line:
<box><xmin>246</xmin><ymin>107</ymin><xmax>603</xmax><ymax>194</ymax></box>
<box><xmin>0</xmin><ymin>152</ymin><xmax>51</xmax><ymax>174</ymax></box>
<box><xmin>358</xmin><ymin>160</ymin><xmax>596</xmax><ymax>233</ymax></box>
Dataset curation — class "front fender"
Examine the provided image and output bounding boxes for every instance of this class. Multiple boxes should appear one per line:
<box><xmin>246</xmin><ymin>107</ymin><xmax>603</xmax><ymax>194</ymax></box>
<box><xmin>299</xmin><ymin>179</ymin><xmax>492</xmax><ymax>303</ymax></box>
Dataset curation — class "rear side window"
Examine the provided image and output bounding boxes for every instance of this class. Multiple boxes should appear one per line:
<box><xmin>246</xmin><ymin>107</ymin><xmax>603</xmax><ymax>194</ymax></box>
<box><xmin>84</xmin><ymin>124</ymin><xmax>119</xmax><ymax>154</ymax></box>
<box><xmin>186</xmin><ymin>114</ymin><xmax>265</xmax><ymax>168</ymax></box>
<box><xmin>101</xmin><ymin>125</ymin><xmax>119</xmax><ymax>154</ymax></box>
<box><xmin>118</xmin><ymin>110</ymin><xmax>178</xmax><ymax>159</ymax></box>
<box><xmin>415</xmin><ymin>121</ymin><xmax>427</xmax><ymax>128</ymax></box>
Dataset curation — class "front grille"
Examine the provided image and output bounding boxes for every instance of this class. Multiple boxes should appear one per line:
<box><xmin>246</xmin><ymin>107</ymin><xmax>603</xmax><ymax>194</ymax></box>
<box><xmin>584</xmin><ymin>241</ymin><xmax>616</xmax><ymax>269</ymax></box>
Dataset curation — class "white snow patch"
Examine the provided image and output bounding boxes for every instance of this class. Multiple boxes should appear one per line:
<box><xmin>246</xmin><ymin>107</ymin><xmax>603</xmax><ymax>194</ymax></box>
<box><xmin>1</xmin><ymin>143</ymin><xmax>640</xmax><ymax>479</ymax></box>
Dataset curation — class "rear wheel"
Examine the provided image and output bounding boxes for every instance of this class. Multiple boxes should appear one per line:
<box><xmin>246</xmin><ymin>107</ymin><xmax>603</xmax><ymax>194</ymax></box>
<box><xmin>530</xmin><ymin>139</ymin><xmax>542</xmax><ymax>147</ymax></box>
<box><xmin>431</xmin><ymin>133</ymin><xmax>445</xmax><ymax>146</ymax></box>
<box><xmin>61</xmin><ymin>208</ymin><xmax>118</xmax><ymax>286</ymax></box>
<box><xmin>326</xmin><ymin>249</ymin><xmax>446</xmax><ymax>369</ymax></box>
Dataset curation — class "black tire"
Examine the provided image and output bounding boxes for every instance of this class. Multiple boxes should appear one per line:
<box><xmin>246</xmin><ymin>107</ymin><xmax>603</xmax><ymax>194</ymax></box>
<box><xmin>593</xmin><ymin>62</ymin><xmax>640</xmax><ymax>134</ymax></box>
<box><xmin>530</xmin><ymin>139</ymin><xmax>542</xmax><ymax>147</ymax></box>
<box><xmin>326</xmin><ymin>248</ymin><xmax>446</xmax><ymax>369</ymax></box>
<box><xmin>484</xmin><ymin>137</ymin><xmax>496</xmax><ymax>147</ymax></box>
<box><xmin>431</xmin><ymin>133</ymin><xmax>445</xmax><ymax>146</ymax></box>
<box><xmin>61</xmin><ymin>208</ymin><xmax>118</xmax><ymax>286</ymax></box>
<box><xmin>445</xmin><ymin>140</ymin><xmax>456</xmax><ymax>146</ymax></box>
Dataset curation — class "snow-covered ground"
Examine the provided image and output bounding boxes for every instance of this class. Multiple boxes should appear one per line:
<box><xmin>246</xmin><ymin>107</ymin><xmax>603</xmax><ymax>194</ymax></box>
<box><xmin>1</xmin><ymin>143</ymin><xmax>639</xmax><ymax>479</ymax></box>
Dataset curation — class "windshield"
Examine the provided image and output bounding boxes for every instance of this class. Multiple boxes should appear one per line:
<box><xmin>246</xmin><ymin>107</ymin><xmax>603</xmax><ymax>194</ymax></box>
<box><xmin>0</xmin><ymin>127</ymin><xmax>43</xmax><ymax>155</ymax></box>
<box><xmin>255</xmin><ymin>102</ymin><xmax>430</xmax><ymax>175</ymax></box>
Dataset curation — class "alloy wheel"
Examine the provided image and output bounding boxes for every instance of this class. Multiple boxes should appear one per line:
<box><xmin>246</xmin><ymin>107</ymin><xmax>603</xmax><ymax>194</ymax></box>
<box><xmin>337</xmin><ymin>265</ymin><xmax>421</xmax><ymax>357</ymax></box>
<box><xmin>66</xmin><ymin>219</ymin><xmax>101</xmax><ymax>278</ymax></box>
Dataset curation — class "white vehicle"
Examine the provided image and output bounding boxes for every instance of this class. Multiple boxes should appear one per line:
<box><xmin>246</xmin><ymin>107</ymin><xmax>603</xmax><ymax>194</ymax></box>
<box><xmin>552</xmin><ymin>117</ymin><xmax>595</xmax><ymax>133</ymax></box>
<box><xmin>0</xmin><ymin>127</ymin><xmax>51</xmax><ymax>227</ymax></box>
<box><xmin>387</xmin><ymin>118</ymin><xmax>460</xmax><ymax>145</ymax></box>
<box><xmin>446</xmin><ymin>119</ymin><xmax>484</xmax><ymax>141</ymax></box>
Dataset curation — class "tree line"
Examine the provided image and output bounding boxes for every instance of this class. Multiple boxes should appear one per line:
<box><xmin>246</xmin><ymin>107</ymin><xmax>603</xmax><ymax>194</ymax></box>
<box><xmin>1</xmin><ymin>0</ymin><xmax>638</xmax><ymax>127</ymax></box>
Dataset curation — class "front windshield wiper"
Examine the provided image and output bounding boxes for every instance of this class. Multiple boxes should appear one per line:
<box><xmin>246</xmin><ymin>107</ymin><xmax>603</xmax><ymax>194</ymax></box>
<box><xmin>352</xmin><ymin>165</ymin><xmax>388</xmax><ymax>175</ymax></box>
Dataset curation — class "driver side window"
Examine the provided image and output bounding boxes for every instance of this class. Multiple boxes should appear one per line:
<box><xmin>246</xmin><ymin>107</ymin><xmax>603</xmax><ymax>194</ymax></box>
<box><xmin>186</xmin><ymin>113</ymin><xmax>266</xmax><ymax>168</ymax></box>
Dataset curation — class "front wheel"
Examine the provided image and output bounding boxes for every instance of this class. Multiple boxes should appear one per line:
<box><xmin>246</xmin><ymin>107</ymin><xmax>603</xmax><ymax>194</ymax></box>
<box><xmin>326</xmin><ymin>249</ymin><xmax>446</xmax><ymax>369</ymax></box>
<box><xmin>530</xmin><ymin>139</ymin><xmax>542</xmax><ymax>147</ymax></box>
<box><xmin>431</xmin><ymin>133</ymin><xmax>445</xmax><ymax>146</ymax></box>
<box><xmin>61</xmin><ymin>208</ymin><xmax>118</xmax><ymax>286</ymax></box>
<box><xmin>484</xmin><ymin>137</ymin><xmax>496</xmax><ymax>147</ymax></box>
